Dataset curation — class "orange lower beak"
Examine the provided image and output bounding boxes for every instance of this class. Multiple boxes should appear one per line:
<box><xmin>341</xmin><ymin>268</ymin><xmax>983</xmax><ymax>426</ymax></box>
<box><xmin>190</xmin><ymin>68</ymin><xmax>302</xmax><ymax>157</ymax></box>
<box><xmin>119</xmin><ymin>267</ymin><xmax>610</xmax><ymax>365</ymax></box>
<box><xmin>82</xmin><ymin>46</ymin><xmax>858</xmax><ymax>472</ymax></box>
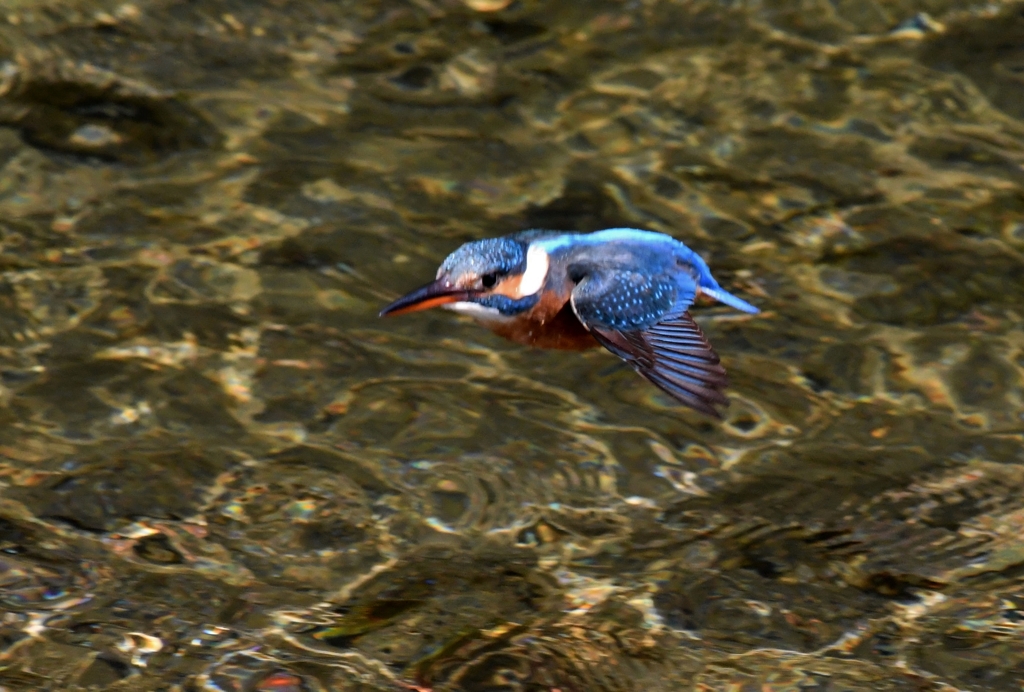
<box><xmin>379</xmin><ymin>279</ymin><xmax>471</xmax><ymax>317</ymax></box>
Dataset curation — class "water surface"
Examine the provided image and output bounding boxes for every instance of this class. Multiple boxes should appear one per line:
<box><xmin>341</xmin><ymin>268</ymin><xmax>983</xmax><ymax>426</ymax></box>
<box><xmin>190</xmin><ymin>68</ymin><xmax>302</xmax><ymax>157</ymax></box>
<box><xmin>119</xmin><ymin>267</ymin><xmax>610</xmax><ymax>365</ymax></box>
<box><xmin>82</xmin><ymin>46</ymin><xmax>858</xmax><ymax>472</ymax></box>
<box><xmin>0</xmin><ymin>0</ymin><xmax>1023</xmax><ymax>690</ymax></box>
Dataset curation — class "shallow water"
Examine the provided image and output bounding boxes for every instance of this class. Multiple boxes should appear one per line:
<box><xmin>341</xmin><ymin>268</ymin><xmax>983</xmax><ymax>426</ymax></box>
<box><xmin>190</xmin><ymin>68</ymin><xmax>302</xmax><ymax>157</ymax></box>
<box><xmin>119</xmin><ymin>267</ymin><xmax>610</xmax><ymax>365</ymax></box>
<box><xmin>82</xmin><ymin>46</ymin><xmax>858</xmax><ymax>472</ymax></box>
<box><xmin>0</xmin><ymin>0</ymin><xmax>1023</xmax><ymax>690</ymax></box>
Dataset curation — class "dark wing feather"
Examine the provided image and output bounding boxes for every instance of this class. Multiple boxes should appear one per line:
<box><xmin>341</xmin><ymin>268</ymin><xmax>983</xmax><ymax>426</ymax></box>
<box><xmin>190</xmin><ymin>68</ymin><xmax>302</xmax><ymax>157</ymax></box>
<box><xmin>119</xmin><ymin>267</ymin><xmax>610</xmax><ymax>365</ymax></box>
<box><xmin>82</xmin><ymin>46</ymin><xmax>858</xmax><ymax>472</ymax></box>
<box><xmin>569</xmin><ymin>266</ymin><xmax>728</xmax><ymax>417</ymax></box>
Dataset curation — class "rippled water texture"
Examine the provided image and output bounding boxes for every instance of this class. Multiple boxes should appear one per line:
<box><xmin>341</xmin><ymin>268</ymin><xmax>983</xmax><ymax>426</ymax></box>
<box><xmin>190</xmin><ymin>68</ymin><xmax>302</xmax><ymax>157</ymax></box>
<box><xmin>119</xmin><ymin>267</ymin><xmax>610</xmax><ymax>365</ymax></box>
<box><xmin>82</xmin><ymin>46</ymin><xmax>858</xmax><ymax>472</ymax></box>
<box><xmin>0</xmin><ymin>0</ymin><xmax>1023</xmax><ymax>690</ymax></box>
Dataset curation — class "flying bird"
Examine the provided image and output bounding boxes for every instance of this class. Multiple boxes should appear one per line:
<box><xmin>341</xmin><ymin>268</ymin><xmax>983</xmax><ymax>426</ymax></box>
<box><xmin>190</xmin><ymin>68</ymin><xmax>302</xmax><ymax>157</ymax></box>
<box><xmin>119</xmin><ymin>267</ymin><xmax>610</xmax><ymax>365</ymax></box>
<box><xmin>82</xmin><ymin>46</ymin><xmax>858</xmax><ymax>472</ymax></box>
<box><xmin>380</xmin><ymin>228</ymin><xmax>759</xmax><ymax>417</ymax></box>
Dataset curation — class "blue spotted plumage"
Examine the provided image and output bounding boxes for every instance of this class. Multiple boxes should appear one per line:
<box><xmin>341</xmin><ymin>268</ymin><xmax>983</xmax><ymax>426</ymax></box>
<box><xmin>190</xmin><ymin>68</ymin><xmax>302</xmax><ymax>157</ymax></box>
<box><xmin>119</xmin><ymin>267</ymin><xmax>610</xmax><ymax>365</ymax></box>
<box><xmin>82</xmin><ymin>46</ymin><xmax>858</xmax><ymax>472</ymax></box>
<box><xmin>570</xmin><ymin>270</ymin><xmax>679</xmax><ymax>331</ymax></box>
<box><xmin>381</xmin><ymin>228</ymin><xmax>761</xmax><ymax>417</ymax></box>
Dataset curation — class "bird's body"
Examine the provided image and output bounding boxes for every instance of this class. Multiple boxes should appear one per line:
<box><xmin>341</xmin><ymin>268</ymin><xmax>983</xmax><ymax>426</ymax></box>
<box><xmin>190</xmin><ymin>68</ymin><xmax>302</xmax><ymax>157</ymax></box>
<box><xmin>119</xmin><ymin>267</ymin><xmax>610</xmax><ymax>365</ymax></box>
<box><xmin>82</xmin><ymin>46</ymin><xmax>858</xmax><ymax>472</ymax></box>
<box><xmin>380</xmin><ymin>228</ymin><xmax>759</xmax><ymax>417</ymax></box>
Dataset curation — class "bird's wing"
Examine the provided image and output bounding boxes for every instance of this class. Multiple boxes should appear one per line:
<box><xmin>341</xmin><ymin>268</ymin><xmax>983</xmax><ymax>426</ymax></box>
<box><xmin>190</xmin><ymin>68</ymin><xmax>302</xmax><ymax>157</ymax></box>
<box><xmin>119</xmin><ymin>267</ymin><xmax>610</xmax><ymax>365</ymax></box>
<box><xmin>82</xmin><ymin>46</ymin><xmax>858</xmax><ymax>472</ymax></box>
<box><xmin>568</xmin><ymin>264</ymin><xmax>728</xmax><ymax>417</ymax></box>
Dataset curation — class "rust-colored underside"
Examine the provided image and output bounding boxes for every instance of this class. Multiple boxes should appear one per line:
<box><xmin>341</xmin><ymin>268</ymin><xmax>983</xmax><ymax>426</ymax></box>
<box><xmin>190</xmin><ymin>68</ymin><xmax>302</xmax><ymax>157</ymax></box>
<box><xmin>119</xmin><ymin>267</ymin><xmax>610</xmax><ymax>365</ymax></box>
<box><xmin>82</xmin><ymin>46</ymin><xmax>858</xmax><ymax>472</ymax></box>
<box><xmin>489</xmin><ymin>300</ymin><xmax>599</xmax><ymax>351</ymax></box>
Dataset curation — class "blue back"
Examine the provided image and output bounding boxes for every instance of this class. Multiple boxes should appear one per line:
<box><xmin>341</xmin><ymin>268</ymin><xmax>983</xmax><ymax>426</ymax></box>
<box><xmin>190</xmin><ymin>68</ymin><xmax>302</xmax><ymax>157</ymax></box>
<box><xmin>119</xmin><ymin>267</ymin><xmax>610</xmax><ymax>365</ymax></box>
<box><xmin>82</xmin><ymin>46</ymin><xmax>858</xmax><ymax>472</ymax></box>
<box><xmin>536</xmin><ymin>228</ymin><xmax>708</xmax><ymax>276</ymax></box>
<box><xmin>534</xmin><ymin>228</ymin><xmax>758</xmax><ymax>314</ymax></box>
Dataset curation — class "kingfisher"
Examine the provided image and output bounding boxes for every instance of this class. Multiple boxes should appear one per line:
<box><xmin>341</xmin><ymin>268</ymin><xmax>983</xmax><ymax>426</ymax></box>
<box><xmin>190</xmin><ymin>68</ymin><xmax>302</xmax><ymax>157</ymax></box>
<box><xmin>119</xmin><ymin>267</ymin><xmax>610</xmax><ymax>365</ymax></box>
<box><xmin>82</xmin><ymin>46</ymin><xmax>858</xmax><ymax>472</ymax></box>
<box><xmin>379</xmin><ymin>228</ymin><xmax>759</xmax><ymax>417</ymax></box>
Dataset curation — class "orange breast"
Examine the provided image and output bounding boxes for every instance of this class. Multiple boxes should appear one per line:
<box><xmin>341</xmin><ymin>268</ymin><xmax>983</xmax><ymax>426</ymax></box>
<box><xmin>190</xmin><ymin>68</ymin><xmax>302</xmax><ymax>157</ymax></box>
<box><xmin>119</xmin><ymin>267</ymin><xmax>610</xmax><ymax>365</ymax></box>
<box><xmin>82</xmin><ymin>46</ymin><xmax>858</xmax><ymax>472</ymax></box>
<box><xmin>489</xmin><ymin>293</ymin><xmax>598</xmax><ymax>351</ymax></box>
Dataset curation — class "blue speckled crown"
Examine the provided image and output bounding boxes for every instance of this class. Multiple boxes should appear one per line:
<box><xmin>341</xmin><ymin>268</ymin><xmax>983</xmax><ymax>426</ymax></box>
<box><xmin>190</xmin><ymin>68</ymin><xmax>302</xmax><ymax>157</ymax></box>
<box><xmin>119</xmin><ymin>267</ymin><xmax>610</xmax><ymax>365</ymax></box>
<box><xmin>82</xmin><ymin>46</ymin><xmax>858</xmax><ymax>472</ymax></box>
<box><xmin>439</xmin><ymin>237</ymin><xmax>525</xmax><ymax>277</ymax></box>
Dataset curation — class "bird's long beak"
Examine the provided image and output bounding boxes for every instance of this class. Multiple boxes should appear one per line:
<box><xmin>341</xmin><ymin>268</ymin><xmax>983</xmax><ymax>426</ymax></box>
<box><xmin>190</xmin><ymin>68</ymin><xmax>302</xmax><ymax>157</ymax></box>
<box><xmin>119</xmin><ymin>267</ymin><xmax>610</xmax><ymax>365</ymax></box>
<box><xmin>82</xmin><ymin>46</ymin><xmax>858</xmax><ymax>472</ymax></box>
<box><xmin>379</xmin><ymin>279</ymin><xmax>471</xmax><ymax>317</ymax></box>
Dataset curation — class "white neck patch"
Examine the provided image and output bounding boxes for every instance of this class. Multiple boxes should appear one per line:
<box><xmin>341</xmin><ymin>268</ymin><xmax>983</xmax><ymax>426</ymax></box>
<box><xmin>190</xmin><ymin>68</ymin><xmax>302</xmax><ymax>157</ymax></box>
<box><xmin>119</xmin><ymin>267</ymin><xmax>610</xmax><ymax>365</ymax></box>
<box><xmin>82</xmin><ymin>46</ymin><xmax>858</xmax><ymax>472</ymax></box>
<box><xmin>518</xmin><ymin>244</ymin><xmax>549</xmax><ymax>297</ymax></box>
<box><xmin>444</xmin><ymin>301</ymin><xmax>505</xmax><ymax>321</ymax></box>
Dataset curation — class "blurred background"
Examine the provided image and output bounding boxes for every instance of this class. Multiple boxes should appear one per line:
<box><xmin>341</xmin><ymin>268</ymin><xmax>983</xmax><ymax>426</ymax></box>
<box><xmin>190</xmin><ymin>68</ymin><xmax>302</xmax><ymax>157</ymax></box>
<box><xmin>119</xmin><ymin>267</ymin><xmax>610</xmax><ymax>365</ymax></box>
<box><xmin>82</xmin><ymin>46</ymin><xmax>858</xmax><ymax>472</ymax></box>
<box><xmin>0</xmin><ymin>0</ymin><xmax>1022</xmax><ymax>690</ymax></box>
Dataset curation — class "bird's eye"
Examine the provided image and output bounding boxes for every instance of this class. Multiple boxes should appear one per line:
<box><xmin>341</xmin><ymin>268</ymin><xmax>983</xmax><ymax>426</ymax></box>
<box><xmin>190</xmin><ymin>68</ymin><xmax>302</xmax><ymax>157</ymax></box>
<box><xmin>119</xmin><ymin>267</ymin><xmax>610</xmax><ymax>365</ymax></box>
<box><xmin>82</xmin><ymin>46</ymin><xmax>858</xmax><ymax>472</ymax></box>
<box><xmin>481</xmin><ymin>273</ymin><xmax>498</xmax><ymax>289</ymax></box>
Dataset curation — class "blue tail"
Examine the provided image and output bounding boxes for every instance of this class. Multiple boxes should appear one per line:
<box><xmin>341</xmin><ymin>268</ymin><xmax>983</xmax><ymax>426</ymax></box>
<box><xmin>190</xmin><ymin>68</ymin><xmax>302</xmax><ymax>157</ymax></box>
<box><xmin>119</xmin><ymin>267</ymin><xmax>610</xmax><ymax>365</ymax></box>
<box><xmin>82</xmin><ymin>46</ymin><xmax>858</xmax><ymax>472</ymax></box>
<box><xmin>701</xmin><ymin>286</ymin><xmax>759</xmax><ymax>314</ymax></box>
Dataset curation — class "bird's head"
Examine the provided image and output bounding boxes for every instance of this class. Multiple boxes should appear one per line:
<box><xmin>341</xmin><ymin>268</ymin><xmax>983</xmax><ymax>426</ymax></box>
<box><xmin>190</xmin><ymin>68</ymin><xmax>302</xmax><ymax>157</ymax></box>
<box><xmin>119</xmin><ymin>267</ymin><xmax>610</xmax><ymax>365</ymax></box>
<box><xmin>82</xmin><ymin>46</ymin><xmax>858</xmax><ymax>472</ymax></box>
<box><xmin>379</xmin><ymin>236</ymin><xmax>531</xmax><ymax>317</ymax></box>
